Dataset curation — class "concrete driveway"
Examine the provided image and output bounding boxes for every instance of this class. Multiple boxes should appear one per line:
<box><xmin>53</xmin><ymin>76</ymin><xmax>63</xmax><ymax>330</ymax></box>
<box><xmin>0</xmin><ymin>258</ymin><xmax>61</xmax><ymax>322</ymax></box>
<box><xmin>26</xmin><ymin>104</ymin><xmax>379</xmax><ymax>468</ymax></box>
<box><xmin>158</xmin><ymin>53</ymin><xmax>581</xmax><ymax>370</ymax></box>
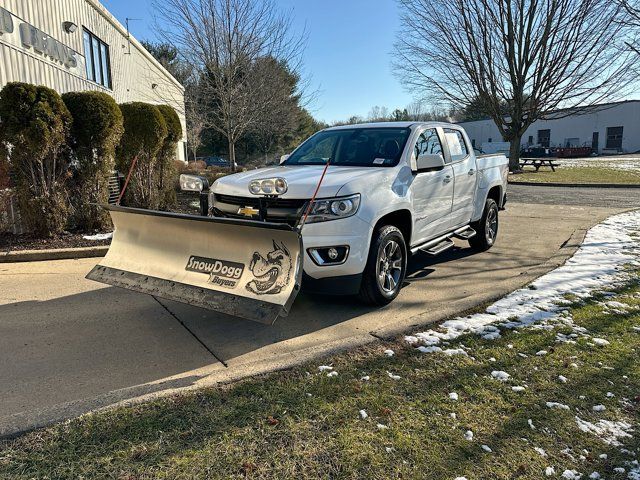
<box><xmin>0</xmin><ymin>187</ymin><xmax>637</xmax><ymax>436</ymax></box>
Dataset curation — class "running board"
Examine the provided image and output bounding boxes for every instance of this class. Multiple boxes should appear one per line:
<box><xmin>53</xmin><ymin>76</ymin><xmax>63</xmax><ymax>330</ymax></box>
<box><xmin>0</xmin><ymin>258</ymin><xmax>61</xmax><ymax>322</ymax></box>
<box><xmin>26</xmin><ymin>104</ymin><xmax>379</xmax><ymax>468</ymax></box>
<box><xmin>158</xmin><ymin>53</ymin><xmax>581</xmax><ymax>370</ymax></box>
<box><xmin>410</xmin><ymin>225</ymin><xmax>474</xmax><ymax>255</ymax></box>
<box><xmin>453</xmin><ymin>227</ymin><xmax>476</xmax><ymax>240</ymax></box>
<box><xmin>421</xmin><ymin>238</ymin><xmax>455</xmax><ymax>255</ymax></box>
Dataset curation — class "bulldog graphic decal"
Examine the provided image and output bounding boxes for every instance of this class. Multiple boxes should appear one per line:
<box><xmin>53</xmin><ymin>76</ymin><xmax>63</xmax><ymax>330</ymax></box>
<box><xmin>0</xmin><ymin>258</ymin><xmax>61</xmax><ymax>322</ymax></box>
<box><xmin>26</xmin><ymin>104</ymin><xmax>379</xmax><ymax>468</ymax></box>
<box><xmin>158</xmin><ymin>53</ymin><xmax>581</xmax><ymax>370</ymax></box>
<box><xmin>246</xmin><ymin>240</ymin><xmax>293</xmax><ymax>295</ymax></box>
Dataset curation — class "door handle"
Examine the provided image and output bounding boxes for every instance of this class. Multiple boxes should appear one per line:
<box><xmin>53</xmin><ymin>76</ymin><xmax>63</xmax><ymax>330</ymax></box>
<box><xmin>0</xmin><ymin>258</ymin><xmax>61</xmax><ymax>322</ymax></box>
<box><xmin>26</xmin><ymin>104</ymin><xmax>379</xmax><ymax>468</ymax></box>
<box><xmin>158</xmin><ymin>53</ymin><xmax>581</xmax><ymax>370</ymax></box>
<box><xmin>468</xmin><ymin>169</ymin><xmax>476</xmax><ymax>176</ymax></box>
<box><xmin>443</xmin><ymin>175</ymin><xmax>452</xmax><ymax>184</ymax></box>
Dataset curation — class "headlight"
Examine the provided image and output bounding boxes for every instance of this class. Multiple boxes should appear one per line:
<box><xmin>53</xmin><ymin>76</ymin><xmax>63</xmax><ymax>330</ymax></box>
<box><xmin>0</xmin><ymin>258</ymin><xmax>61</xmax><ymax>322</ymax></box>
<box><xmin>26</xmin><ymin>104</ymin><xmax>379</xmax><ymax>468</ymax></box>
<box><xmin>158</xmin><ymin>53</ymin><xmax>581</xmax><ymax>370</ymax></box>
<box><xmin>180</xmin><ymin>174</ymin><xmax>208</xmax><ymax>192</ymax></box>
<box><xmin>305</xmin><ymin>194</ymin><xmax>361</xmax><ymax>223</ymax></box>
<box><xmin>248</xmin><ymin>177</ymin><xmax>288</xmax><ymax>195</ymax></box>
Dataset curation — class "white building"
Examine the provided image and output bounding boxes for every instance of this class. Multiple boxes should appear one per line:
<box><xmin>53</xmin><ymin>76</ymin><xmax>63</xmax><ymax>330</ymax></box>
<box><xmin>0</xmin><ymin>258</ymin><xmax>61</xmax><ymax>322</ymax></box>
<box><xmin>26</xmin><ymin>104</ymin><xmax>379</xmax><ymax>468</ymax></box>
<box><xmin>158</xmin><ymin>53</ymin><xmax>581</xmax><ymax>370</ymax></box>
<box><xmin>459</xmin><ymin>100</ymin><xmax>640</xmax><ymax>155</ymax></box>
<box><xmin>0</xmin><ymin>0</ymin><xmax>186</xmax><ymax>161</ymax></box>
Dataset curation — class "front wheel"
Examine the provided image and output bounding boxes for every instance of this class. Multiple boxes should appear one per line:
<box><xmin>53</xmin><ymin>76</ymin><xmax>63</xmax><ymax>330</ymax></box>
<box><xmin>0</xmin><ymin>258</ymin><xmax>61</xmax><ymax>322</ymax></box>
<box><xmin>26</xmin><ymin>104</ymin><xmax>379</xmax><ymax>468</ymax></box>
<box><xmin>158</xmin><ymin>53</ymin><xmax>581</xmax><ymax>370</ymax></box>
<box><xmin>359</xmin><ymin>225</ymin><xmax>407</xmax><ymax>306</ymax></box>
<box><xmin>469</xmin><ymin>198</ymin><xmax>499</xmax><ymax>251</ymax></box>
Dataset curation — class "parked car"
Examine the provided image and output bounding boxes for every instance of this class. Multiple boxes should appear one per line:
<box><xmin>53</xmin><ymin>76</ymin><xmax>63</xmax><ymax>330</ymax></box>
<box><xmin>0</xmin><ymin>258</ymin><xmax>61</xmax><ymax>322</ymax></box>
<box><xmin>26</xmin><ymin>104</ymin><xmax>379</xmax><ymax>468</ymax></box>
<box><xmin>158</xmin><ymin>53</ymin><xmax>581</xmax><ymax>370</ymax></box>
<box><xmin>196</xmin><ymin>156</ymin><xmax>237</xmax><ymax>169</ymax></box>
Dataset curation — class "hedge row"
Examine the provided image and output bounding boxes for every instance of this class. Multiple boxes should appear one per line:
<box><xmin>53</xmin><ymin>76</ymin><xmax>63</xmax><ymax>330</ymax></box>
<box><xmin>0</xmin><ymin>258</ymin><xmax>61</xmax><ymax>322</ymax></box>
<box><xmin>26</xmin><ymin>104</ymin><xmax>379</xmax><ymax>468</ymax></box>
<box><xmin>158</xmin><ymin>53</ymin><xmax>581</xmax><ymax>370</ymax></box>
<box><xmin>0</xmin><ymin>82</ymin><xmax>182</xmax><ymax>237</ymax></box>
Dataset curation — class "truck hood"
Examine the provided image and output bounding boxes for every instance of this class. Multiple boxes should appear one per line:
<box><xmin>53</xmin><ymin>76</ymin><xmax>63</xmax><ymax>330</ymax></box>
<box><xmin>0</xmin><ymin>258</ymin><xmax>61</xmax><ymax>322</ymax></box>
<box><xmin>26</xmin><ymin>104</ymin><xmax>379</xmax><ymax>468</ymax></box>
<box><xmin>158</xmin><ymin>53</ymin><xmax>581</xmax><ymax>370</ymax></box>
<box><xmin>212</xmin><ymin>165</ymin><xmax>391</xmax><ymax>198</ymax></box>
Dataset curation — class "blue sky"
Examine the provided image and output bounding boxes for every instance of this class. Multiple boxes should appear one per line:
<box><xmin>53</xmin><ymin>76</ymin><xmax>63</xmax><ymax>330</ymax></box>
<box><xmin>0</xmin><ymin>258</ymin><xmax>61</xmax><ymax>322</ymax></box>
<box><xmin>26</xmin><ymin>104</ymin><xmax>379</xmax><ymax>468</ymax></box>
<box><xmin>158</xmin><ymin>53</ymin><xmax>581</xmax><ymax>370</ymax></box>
<box><xmin>100</xmin><ymin>0</ymin><xmax>413</xmax><ymax>123</ymax></box>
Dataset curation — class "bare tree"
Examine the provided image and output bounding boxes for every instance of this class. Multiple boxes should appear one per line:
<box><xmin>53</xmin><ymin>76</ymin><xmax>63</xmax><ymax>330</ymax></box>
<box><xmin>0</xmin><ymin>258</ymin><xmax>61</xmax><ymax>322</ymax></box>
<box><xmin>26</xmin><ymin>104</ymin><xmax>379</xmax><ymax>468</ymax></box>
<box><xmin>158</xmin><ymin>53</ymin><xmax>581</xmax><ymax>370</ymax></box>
<box><xmin>618</xmin><ymin>0</ymin><xmax>640</xmax><ymax>54</ymax></box>
<box><xmin>395</xmin><ymin>0</ymin><xmax>639</xmax><ymax>171</ymax></box>
<box><xmin>184</xmin><ymin>84</ymin><xmax>209</xmax><ymax>161</ymax></box>
<box><xmin>154</xmin><ymin>0</ymin><xmax>305</xmax><ymax>171</ymax></box>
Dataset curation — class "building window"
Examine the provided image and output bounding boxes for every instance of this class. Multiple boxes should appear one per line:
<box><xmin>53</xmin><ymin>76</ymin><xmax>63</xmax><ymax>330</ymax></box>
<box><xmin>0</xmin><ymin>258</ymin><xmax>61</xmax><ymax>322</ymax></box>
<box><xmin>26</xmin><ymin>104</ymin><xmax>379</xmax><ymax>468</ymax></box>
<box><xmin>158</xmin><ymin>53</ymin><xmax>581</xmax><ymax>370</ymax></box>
<box><xmin>606</xmin><ymin>126</ymin><xmax>623</xmax><ymax>150</ymax></box>
<box><xmin>528</xmin><ymin>135</ymin><xmax>533</xmax><ymax>146</ymax></box>
<box><xmin>83</xmin><ymin>28</ymin><xmax>111</xmax><ymax>88</ymax></box>
<box><xmin>537</xmin><ymin>129</ymin><xmax>551</xmax><ymax>147</ymax></box>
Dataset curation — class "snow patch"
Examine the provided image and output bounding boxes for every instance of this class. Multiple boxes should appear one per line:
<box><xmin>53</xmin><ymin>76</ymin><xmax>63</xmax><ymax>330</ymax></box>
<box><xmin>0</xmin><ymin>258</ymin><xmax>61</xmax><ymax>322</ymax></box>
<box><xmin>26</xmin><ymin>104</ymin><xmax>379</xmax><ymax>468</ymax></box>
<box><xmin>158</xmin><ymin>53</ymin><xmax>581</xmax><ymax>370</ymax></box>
<box><xmin>383</xmin><ymin>349</ymin><xmax>395</xmax><ymax>357</ymax></box>
<box><xmin>491</xmin><ymin>370</ymin><xmax>510</xmax><ymax>381</ymax></box>
<box><xmin>546</xmin><ymin>402</ymin><xmax>571</xmax><ymax>410</ymax></box>
<box><xmin>404</xmin><ymin>211</ymin><xmax>640</xmax><ymax>350</ymax></box>
<box><xmin>534</xmin><ymin>447</ymin><xmax>547</xmax><ymax>457</ymax></box>
<box><xmin>561</xmin><ymin>470</ymin><xmax>582</xmax><ymax>479</ymax></box>
<box><xmin>574</xmin><ymin>416</ymin><xmax>634</xmax><ymax>446</ymax></box>
<box><xmin>82</xmin><ymin>232</ymin><xmax>113</xmax><ymax>241</ymax></box>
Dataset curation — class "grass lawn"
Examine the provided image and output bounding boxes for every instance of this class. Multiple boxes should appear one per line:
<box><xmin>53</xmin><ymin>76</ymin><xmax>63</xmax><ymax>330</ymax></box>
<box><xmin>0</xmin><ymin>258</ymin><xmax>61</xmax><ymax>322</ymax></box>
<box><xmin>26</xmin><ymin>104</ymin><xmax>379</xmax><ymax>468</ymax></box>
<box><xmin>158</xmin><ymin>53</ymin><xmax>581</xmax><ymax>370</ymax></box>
<box><xmin>510</xmin><ymin>166</ymin><xmax>640</xmax><ymax>185</ymax></box>
<box><xmin>1</xmin><ymin>279</ymin><xmax>639</xmax><ymax>479</ymax></box>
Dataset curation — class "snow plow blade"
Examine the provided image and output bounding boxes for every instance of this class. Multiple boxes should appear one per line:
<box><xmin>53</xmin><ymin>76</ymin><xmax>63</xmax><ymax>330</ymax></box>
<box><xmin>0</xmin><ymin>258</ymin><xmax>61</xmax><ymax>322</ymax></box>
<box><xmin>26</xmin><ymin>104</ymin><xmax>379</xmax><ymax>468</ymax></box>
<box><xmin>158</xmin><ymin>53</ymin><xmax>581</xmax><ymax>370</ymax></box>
<box><xmin>86</xmin><ymin>205</ymin><xmax>303</xmax><ymax>324</ymax></box>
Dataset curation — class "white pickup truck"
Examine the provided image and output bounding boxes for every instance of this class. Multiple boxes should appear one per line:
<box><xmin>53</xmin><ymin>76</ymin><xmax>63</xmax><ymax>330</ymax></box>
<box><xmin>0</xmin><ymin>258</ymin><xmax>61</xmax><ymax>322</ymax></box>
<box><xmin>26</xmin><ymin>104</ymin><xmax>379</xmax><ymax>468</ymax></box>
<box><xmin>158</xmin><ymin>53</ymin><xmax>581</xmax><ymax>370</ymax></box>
<box><xmin>196</xmin><ymin>121</ymin><xmax>508</xmax><ymax>306</ymax></box>
<box><xmin>90</xmin><ymin>121</ymin><xmax>508</xmax><ymax>323</ymax></box>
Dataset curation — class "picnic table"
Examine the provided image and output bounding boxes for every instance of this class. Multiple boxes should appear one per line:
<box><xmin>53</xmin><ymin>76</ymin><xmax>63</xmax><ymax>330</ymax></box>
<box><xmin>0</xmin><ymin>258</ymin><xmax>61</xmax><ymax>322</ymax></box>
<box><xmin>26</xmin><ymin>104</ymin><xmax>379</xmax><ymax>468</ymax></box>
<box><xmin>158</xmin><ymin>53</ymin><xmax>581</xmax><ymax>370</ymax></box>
<box><xmin>519</xmin><ymin>157</ymin><xmax>560</xmax><ymax>172</ymax></box>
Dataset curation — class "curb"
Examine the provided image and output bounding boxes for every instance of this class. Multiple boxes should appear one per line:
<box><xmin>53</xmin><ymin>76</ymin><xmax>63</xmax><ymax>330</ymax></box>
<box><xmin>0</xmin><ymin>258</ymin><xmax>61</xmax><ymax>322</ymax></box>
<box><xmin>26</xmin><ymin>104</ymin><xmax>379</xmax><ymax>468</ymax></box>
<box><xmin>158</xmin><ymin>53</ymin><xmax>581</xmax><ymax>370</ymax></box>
<box><xmin>0</xmin><ymin>245</ymin><xmax>109</xmax><ymax>263</ymax></box>
<box><xmin>509</xmin><ymin>181</ymin><xmax>640</xmax><ymax>189</ymax></box>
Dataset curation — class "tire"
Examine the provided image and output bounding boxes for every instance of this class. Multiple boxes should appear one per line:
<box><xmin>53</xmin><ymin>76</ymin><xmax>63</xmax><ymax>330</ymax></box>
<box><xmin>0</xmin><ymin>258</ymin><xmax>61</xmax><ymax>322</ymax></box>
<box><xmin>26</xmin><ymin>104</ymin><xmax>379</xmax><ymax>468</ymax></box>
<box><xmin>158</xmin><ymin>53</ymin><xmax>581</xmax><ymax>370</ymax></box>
<box><xmin>469</xmin><ymin>198</ymin><xmax>499</xmax><ymax>251</ymax></box>
<box><xmin>359</xmin><ymin>225</ymin><xmax>407</xmax><ymax>306</ymax></box>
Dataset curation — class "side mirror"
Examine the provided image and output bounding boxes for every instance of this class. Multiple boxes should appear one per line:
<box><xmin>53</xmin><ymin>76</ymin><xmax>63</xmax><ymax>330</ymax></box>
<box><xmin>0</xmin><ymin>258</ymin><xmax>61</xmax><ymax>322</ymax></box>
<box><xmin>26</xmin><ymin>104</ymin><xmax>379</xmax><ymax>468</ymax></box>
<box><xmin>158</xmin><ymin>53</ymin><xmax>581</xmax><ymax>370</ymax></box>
<box><xmin>180</xmin><ymin>174</ymin><xmax>210</xmax><ymax>192</ymax></box>
<box><xmin>280</xmin><ymin>154</ymin><xmax>290</xmax><ymax>164</ymax></box>
<box><xmin>416</xmin><ymin>153</ymin><xmax>445</xmax><ymax>171</ymax></box>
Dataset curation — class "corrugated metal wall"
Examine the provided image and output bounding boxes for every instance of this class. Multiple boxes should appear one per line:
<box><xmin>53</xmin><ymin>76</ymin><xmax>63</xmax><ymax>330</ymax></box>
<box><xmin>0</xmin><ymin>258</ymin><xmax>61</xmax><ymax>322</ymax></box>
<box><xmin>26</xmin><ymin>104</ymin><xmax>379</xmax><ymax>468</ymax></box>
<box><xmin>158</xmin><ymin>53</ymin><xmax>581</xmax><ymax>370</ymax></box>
<box><xmin>0</xmin><ymin>0</ymin><xmax>186</xmax><ymax>160</ymax></box>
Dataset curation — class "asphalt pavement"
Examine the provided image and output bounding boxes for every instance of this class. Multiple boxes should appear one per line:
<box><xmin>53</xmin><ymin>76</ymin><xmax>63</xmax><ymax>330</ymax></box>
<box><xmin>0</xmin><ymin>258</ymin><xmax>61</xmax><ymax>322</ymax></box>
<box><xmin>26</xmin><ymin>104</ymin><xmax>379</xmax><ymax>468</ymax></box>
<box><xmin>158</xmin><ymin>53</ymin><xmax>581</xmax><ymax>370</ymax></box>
<box><xmin>0</xmin><ymin>184</ymin><xmax>638</xmax><ymax>437</ymax></box>
<box><xmin>508</xmin><ymin>183</ymin><xmax>640</xmax><ymax>207</ymax></box>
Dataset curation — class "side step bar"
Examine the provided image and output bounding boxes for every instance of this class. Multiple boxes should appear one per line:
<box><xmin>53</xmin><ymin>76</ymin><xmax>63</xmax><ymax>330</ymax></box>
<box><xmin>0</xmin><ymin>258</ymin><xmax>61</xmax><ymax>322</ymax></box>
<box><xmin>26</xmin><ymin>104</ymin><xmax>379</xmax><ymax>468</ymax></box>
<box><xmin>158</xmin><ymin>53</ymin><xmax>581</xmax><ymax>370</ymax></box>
<box><xmin>422</xmin><ymin>238</ymin><xmax>455</xmax><ymax>255</ymax></box>
<box><xmin>410</xmin><ymin>225</ymin><xmax>477</xmax><ymax>255</ymax></box>
<box><xmin>453</xmin><ymin>226</ymin><xmax>476</xmax><ymax>240</ymax></box>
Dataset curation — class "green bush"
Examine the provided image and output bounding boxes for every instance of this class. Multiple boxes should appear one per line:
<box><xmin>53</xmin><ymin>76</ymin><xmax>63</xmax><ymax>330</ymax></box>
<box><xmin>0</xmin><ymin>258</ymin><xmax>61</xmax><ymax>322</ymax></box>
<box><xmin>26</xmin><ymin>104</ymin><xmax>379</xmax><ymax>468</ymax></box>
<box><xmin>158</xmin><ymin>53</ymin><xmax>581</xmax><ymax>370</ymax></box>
<box><xmin>63</xmin><ymin>91</ymin><xmax>124</xmax><ymax>231</ymax></box>
<box><xmin>156</xmin><ymin>105</ymin><xmax>182</xmax><ymax>210</ymax></box>
<box><xmin>0</xmin><ymin>82</ymin><xmax>72</xmax><ymax>237</ymax></box>
<box><xmin>116</xmin><ymin>102</ymin><xmax>167</xmax><ymax>209</ymax></box>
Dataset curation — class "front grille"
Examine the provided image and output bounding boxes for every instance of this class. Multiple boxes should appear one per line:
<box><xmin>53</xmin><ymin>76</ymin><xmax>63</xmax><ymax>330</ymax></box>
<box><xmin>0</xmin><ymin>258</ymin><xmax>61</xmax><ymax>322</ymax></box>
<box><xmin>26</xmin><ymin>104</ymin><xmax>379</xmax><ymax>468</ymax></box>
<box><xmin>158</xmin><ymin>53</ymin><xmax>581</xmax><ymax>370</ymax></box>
<box><xmin>214</xmin><ymin>194</ymin><xmax>307</xmax><ymax>209</ymax></box>
<box><xmin>213</xmin><ymin>194</ymin><xmax>308</xmax><ymax>226</ymax></box>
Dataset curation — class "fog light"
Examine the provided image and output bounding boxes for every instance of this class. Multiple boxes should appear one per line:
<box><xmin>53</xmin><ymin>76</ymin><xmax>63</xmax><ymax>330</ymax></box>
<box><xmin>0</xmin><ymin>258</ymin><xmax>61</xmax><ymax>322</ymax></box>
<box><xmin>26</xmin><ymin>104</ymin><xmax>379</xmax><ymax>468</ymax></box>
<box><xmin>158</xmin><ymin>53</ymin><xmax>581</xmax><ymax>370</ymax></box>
<box><xmin>308</xmin><ymin>246</ymin><xmax>349</xmax><ymax>265</ymax></box>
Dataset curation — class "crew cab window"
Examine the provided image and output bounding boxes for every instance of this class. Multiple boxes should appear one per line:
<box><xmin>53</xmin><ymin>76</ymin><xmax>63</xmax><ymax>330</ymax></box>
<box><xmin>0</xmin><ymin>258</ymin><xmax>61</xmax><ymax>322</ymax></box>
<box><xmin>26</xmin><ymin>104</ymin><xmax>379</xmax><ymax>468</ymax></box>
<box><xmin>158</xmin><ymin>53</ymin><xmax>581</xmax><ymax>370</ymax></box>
<box><xmin>443</xmin><ymin>129</ymin><xmax>469</xmax><ymax>162</ymax></box>
<box><xmin>414</xmin><ymin>129</ymin><xmax>443</xmax><ymax>159</ymax></box>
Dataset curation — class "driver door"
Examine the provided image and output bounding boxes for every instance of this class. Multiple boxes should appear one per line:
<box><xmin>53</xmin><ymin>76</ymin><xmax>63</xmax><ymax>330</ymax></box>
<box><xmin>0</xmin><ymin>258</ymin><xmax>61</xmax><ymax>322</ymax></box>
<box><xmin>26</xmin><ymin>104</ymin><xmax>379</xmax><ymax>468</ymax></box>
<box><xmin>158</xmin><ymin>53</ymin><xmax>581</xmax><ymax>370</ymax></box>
<box><xmin>410</xmin><ymin>128</ymin><xmax>454</xmax><ymax>246</ymax></box>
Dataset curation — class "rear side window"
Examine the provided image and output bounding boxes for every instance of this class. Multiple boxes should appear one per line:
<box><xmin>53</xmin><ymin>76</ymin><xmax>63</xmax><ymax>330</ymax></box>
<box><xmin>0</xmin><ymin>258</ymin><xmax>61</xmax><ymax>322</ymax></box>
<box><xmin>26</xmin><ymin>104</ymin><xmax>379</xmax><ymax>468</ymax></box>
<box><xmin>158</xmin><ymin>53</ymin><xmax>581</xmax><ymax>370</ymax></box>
<box><xmin>414</xmin><ymin>129</ymin><xmax>443</xmax><ymax>159</ymax></box>
<box><xmin>444</xmin><ymin>129</ymin><xmax>469</xmax><ymax>162</ymax></box>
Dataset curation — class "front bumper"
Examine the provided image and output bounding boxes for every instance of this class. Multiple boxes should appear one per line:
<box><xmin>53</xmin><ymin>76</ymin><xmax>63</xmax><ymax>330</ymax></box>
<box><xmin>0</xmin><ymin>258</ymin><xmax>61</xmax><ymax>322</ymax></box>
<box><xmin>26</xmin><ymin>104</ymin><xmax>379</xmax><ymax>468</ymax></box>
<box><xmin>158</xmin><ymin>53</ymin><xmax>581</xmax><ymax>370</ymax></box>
<box><xmin>300</xmin><ymin>214</ymin><xmax>372</xmax><ymax>279</ymax></box>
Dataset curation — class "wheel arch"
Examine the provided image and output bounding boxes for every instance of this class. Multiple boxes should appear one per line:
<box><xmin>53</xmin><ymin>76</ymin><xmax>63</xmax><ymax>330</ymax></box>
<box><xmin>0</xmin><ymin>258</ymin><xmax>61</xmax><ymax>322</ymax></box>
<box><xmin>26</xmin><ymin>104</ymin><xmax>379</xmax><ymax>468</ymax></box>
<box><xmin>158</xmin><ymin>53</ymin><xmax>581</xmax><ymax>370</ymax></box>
<box><xmin>486</xmin><ymin>185</ymin><xmax>503</xmax><ymax>207</ymax></box>
<box><xmin>372</xmin><ymin>209</ymin><xmax>413</xmax><ymax>247</ymax></box>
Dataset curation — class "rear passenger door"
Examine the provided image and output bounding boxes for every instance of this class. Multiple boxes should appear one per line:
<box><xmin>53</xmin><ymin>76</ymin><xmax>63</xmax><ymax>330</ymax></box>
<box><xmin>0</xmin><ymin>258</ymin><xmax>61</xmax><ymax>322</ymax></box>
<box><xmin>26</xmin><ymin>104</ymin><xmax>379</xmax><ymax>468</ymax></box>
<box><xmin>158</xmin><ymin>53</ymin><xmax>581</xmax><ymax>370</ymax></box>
<box><xmin>411</xmin><ymin>128</ymin><xmax>454</xmax><ymax>246</ymax></box>
<box><xmin>444</xmin><ymin>128</ymin><xmax>477</xmax><ymax>228</ymax></box>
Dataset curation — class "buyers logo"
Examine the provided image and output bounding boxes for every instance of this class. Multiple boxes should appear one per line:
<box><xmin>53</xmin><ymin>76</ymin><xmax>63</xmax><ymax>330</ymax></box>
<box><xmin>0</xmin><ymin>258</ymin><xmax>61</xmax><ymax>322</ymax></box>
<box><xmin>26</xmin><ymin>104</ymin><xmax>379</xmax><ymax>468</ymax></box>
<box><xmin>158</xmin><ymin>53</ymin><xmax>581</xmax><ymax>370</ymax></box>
<box><xmin>186</xmin><ymin>256</ymin><xmax>244</xmax><ymax>289</ymax></box>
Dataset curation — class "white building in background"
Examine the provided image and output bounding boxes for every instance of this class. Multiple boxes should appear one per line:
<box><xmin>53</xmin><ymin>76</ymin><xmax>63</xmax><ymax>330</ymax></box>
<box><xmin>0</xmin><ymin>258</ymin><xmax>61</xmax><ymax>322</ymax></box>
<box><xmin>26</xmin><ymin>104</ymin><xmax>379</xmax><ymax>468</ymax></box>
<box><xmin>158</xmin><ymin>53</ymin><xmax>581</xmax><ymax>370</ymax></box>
<box><xmin>0</xmin><ymin>0</ymin><xmax>186</xmax><ymax>161</ymax></box>
<box><xmin>459</xmin><ymin>100</ymin><xmax>640</xmax><ymax>155</ymax></box>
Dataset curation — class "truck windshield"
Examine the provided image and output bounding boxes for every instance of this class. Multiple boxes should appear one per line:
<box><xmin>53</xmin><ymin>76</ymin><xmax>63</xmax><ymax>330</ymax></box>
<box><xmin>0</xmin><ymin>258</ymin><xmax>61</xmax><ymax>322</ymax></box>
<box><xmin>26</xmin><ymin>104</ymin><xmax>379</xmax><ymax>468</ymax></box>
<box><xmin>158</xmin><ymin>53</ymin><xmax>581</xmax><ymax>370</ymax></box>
<box><xmin>283</xmin><ymin>127</ymin><xmax>411</xmax><ymax>167</ymax></box>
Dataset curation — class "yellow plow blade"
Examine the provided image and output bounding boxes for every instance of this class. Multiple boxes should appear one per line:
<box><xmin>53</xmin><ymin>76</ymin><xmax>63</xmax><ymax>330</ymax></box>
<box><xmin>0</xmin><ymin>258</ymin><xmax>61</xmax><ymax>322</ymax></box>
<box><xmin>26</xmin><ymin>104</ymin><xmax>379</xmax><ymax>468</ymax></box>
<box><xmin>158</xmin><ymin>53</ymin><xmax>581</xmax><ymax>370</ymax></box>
<box><xmin>86</xmin><ymin>205</ymin><xmax>303</xmax><ymax>324</ymax></box>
